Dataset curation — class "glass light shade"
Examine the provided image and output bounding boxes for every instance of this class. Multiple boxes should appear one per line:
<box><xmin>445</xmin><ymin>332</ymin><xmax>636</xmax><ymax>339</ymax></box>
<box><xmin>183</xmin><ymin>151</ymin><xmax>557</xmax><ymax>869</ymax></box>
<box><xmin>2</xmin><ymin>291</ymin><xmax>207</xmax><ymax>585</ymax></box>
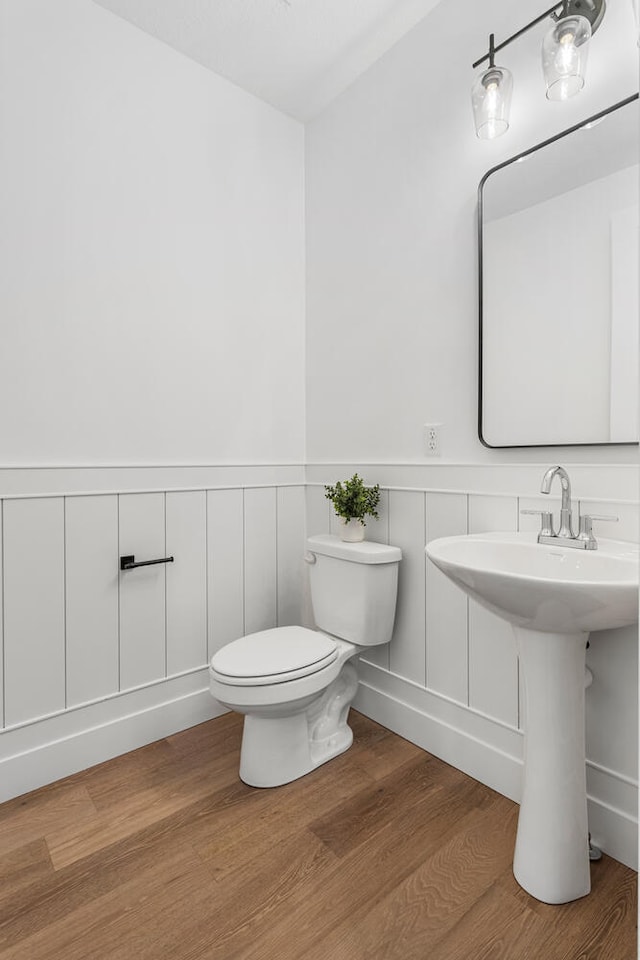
<box><xmin>542</xmin><ymin>15</ymin><xmax>592</xmax><ymax>101</ymax></box>
<box><xmin>471</xmin><ymin>66</ymin><xmax>513</xmax><ymax>140</ymax></box>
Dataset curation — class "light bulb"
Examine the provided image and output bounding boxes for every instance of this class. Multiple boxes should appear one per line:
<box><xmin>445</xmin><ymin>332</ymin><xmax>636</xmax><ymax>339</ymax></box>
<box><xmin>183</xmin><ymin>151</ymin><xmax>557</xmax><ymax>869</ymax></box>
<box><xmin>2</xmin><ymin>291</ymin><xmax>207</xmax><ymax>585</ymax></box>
<box><xmin>542</xmin><ymin>15</ymin><xmax>591</xmax><ymax>100</ymax></box>
<box><xmin>471</xmin><ymin>66</ymin><xmax>513</xmax><ymax>139</ymax></box>
<box><xmin>557</xmin><ymin>29</ymin><xmax>579</xmax><ymax>72</ymax></box>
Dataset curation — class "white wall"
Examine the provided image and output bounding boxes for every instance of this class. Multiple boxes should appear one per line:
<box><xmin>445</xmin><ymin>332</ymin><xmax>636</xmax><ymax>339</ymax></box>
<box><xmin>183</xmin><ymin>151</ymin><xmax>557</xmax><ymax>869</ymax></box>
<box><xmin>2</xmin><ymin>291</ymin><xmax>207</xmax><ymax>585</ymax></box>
<box><xmin>0</xmin><ymin>0</ymin><xmax>305</xmax><ymax>466</ymax></box>
<box><xmin>305</xmin><ymin>0</ymin><xmax>639</xmax><ymax>462</ymax></box>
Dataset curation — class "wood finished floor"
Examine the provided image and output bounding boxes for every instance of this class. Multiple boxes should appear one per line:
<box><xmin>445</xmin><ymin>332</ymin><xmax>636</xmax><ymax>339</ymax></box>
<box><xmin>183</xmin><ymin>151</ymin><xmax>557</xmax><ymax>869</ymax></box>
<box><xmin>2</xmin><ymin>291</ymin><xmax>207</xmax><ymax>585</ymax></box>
<box><xmin>0</xmin><ymin>711</ymin><xmax>635</xmax><ymax>960</ymax></box>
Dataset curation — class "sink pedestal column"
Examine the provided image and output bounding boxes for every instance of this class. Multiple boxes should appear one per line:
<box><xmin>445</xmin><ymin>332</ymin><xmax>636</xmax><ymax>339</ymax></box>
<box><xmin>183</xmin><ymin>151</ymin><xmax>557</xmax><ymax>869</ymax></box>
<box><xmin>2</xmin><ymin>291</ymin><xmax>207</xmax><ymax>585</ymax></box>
<box><xmin>513</xmin><ymin>627</ymin><xmax>590</xmax><ymax>904</ymax></box>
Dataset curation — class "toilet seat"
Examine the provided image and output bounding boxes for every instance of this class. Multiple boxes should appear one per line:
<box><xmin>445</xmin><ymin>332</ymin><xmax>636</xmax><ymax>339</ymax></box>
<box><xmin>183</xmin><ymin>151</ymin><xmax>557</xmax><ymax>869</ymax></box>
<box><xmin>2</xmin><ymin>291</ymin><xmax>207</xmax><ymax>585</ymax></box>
<box><xmin>210</xmin><ymin>626</ymin><xmax>338</xmax><ymax>686</ymax></box>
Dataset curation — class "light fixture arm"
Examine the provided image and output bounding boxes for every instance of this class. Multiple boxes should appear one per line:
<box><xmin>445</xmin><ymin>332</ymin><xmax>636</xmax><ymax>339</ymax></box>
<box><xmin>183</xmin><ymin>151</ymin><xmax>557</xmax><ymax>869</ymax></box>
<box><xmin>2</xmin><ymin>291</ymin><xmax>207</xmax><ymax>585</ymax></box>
<box><xmin>472</xmin><ymin>0</ymin><xmax>605</xmax><ymax>69</ymax></box>
<box><xmin>552</xmin><ymin>0</ymin><xmax>606</xmax><ymax>31</ymax></box>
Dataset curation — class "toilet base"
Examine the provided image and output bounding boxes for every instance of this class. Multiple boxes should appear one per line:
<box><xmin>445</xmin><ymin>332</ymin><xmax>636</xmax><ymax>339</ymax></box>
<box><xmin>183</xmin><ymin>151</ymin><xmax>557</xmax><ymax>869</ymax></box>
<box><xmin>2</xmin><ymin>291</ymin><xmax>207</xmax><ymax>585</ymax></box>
<box><xmin>239</xmin><ymin>661</ymin><xmax>358</xmax><ymax>788</ymax></box>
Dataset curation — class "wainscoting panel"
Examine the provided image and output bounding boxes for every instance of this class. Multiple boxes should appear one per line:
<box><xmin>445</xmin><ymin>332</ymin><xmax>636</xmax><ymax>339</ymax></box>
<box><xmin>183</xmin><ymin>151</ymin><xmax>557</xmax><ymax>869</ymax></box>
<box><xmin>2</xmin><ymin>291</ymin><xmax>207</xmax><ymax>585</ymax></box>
<box><xmin>0</xmin><ymin>477</ymin><xmax>305</xmax><ymax>802</ymax></box>
<box><xmin>468</xmin><ymin>495</ymin><xmax>519</xmax><ymax>728</ymax></box>
<box><xmin>577</xmin><ymin>499</ymin><xmax>639</xmax><ymax>544</ymax></box>
<box><xmin>305</xmin><ymin>484</ymin><xmax>331</xmax><ymax>540</ymax></box>
<box><xmin>277</xmin><ymin>485</ymin><xmax>305</xmax><ymax>628</ymax></box>
<box><xmin>0</xmin><ymin>505</ymin><xmax>3</xmax><ymax>725</ymax></box>
<box><xmin>3</xmin><ymin>497</ymin><xmax>66</xmax><ymax>726</ymax></box>
<box><xmin>468</xmin><ymin>601</ymin><xmax>519</xmax><ymax>728</ymax></box>
<box><xmin>388</xmin><ymin>490</ymin><xmax>427</xmax><ymax>685</ymax></box>
<box><xmin>425</xmin><ymin>492</ymin><xmax>468</xmax><ymax>703</ymax></box>
<box><xmin>468</xmin><ymin>494</ymin><xmax>518</xmax><ymax>534</ymax></box>
<box><xmin>118</xmin><ymin>492</ymin><xmax>167</xmax><ymax>689</ymax></box>
<box><xmin>358</xmin><ymin>488</ymin><xmax>391</xmax><ymax>670</ymax></box>
<box><xmin>207</xmin><ymin>488</ymin><xmax>244</xmax><ymax>660</ymax></box>
<box><xmin>585</xmin><ymin>623</ymin><xmax>638</xmax><ymax>782</ymax></box>
<box><xmin>166</xmin><ymin>491</ymin><xmax>207</xmax><ymax>676</ymax></box>
<box><xmin>244</xmin><ymin>487</ymin><xmax>278</xmax><ymax>637</ymax></box>
<box><xmin>65</xmin><ymin>495</ymin><xmax>119</xmax><ymax>707</ymax></box>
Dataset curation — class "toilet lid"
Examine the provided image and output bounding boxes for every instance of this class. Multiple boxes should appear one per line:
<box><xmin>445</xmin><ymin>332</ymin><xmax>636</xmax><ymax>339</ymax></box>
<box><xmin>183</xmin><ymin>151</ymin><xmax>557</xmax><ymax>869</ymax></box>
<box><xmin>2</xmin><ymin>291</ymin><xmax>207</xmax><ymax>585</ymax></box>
<box><xmin>210</xmin><ymin>626</ymin><xmax>339</xmax><ymax>686</ymax></box>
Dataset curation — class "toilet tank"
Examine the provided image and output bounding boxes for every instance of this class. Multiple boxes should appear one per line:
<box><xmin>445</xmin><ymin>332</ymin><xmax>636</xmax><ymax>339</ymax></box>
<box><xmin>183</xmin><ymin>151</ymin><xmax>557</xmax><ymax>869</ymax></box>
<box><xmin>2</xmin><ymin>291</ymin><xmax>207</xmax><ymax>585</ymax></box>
<box><xmin>306</xmin><ymin>534</ymin><xmax>402</xmax><ymax>646</ymax></box>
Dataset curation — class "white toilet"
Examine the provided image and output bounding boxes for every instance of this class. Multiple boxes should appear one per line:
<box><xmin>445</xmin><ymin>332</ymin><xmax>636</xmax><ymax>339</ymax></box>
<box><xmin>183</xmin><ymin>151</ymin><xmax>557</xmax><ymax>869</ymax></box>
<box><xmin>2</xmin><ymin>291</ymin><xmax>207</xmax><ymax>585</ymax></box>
<box><xmin>209</xmin><ymin>533</ymin><xmax>401</xmax><ymax>787</ymax></box>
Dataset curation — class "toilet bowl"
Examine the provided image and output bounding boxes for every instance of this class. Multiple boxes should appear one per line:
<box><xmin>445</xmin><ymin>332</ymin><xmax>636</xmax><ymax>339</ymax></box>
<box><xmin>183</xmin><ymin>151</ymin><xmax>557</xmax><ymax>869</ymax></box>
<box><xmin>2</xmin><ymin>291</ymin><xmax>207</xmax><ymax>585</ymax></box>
<box><xmin>209</xmin><ymin>534</ymin><xmax>401</xmax><ymax>788</ymax></box>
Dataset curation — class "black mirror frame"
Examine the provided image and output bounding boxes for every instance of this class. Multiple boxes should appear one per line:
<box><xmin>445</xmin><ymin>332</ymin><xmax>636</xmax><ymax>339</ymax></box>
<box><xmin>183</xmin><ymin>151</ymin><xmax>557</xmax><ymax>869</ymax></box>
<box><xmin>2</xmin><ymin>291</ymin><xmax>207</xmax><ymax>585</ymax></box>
<box><xmin>478</xmin><ymin>91</ymin><xmax>639</xmax><ymax>449</ymax></box>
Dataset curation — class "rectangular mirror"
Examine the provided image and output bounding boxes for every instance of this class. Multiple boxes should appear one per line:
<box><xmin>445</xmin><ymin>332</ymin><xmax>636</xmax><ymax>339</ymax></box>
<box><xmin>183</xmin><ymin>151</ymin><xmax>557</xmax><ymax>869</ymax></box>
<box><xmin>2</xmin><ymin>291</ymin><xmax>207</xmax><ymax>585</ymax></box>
<box><xmin>479</xmin><ymin>94</ymin><xmax>639</xmax><ymax>448</ymax></box>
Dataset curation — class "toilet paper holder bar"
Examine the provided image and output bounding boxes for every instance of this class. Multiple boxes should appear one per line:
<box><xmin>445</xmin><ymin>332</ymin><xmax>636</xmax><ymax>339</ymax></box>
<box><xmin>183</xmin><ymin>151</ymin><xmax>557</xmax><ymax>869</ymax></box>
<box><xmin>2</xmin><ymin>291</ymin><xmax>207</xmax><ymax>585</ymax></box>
<box><xmin>120</xmin><ymin>554</ymin><xmax>174</xmax><ymax>571</ymax></box>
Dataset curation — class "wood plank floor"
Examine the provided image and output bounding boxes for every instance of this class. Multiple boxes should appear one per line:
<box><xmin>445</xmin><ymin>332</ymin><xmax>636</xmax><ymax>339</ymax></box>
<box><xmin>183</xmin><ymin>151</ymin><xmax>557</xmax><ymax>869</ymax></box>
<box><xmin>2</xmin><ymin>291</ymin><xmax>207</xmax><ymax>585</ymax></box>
<box><xmin>0</xmin><ymin>711</ymin><xmax>635</xmax><ymax>959</ymax></box>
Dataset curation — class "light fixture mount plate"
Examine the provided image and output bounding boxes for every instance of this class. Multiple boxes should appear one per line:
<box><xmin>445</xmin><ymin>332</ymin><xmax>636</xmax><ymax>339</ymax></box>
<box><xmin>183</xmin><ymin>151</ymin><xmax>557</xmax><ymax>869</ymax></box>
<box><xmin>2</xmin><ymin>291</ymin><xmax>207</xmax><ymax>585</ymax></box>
<box><xmin>558</xmin><ymin>0</ymin><xmax>606</xmax><ymax>34</ymax></box>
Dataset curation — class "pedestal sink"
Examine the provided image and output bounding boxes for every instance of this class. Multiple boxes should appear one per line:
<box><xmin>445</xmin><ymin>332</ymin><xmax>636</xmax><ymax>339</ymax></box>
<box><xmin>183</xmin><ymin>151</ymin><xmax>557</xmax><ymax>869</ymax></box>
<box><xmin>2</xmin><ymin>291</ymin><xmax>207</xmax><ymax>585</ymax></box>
<box><xmin>426</xmin><ymin>531</ymin><xmax>639</xmax><ymax>904</ymax></box>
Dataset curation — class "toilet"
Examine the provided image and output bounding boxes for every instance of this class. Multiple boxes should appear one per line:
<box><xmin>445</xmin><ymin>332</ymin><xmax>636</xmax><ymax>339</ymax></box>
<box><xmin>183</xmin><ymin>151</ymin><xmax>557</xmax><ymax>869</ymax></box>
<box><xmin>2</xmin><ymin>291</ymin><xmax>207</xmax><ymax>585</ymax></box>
<box><xmin>209</xmin><ymin>533</ymin><xmax>401</xmax><ymax>787</ymax></box>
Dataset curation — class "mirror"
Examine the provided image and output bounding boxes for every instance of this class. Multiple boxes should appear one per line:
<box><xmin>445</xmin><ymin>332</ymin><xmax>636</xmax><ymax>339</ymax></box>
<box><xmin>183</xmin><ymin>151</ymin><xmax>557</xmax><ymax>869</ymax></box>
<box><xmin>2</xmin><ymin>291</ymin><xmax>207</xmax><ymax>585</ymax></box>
<box><xmin>479</xmin><ymin>94</ymin><xmax>639</xmax><ymax>448</ymax></box>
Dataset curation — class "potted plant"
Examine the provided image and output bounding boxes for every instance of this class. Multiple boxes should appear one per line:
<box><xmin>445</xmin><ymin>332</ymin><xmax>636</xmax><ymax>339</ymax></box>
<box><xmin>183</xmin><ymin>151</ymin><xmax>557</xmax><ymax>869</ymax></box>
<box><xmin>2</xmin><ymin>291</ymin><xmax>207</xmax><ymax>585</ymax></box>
<box><xmin>324</xmin><ymin>473</ymin><xmax>380</xmax><ymax>542</ymax></box>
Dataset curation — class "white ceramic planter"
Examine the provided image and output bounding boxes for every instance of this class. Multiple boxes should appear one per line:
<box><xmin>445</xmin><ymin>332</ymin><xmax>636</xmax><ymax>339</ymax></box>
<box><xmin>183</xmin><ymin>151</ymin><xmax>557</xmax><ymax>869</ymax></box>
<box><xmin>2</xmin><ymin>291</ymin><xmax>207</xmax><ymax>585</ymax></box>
<box><xmin>338</xmin><ymin>518</ymin><xmax>366</xmax><ymax>542</ymax></box>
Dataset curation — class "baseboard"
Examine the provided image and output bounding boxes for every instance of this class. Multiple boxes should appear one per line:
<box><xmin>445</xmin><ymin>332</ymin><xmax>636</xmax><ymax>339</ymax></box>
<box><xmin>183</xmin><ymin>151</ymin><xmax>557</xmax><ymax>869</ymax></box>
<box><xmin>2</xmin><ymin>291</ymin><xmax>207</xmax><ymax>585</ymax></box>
<box><xmin>354</xmin><ymin>672</ymin><xmax>638</xmax><ymax>871</ymax></box>
<box><xmin>0</xmin><ymin>673</ymin><xmax>227</xmax><ymax>803</ymax></box>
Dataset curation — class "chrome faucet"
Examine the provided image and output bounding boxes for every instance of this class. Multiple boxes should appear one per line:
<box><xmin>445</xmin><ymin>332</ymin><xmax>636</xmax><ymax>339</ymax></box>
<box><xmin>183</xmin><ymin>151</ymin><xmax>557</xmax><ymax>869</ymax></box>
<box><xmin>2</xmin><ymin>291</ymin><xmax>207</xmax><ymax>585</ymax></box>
<box><xmin>521</xmin><ymin>465</ymin><xmax>618</xmax><ymax>550</ymax></box>
<box><xmin>541</xmin><ymin>465</ymin><xmax>574</xmax><ymax>538</ymax></box>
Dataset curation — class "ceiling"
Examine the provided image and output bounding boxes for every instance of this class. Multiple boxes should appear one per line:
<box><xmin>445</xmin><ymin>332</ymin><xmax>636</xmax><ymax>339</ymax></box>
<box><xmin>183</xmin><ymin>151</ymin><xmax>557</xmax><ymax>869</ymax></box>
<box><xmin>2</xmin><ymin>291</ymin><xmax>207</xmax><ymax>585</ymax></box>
<box><xmin>92</xmin><ymin>0</ymin><xmax>446</xmax><ymax>121</ymax></box>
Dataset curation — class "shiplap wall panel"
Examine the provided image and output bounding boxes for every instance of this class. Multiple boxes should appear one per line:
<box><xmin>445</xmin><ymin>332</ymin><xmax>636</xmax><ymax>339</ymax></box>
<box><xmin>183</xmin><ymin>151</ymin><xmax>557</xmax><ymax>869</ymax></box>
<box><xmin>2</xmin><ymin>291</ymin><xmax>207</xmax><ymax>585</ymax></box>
<box><xmin>306</xmin><ymin>485</ymin><xmax>331</xmax><ymax>540</ymax></box>
<box><xmin>244</xmin><ymin>488</ymin><xmax>277</xmax><ymax>636</ymax></box>
<box><xmin>119</xmin><ymin>493</ymin><xmax>166</xmax><ymax>689</ymax></box>
<box><xmin>577</xmin><ymin>499</ymin><xmax>638</xmax><ymax>543</ymax></box>
<box><xmin>0</xmin><ymin>505</ymin><xmax>3</xmax><ymax>726</ymax></box>
<box><xmin>277</xmin><ymin>486</ymin><xmax>305</xmax><ymax>627</ymax></box>
<box><xmin>303</xmin><ymin>485</ymin><xmax>329</xmax><ymax>632</ymax></box>
<box><xmin>65</xmin><ymin>495</ymin><xmax>119</xmax><ymax>707</ymax></box>
<box><xmin>166</xmin><ymin>491</ymin><xmax>207</xmax><ymax>675</ymax></box>
<box><xmin>468</xmin><ymin>601</ymin><xmax>519</xmax><ymax>726</ymax></box>
<box><xmin>468</xmin><ymin>495</ymin><xmax>519</xmax><ymax>727</ymax></box>
<box><xmin>585</xmin><ymin>624</ymin><xmax>638</xmax><ymax>779</ymax></box>
<box><xmin>425</xmin><ymin>492</ymin><xmax>468</xmax><ymax>703</ymax></box>
<box><xmin>468</xmin><ymin>495</ymin><xmax>518</xmax><ymax>534</ymax></box>
<box><xmin>387</xmin><ymin>491</ymin><xmax>426</xmax><ymax>684</ymax></box>
<box><xmin>3</xmin><ymin>498</ymin><xmax>65</xmax><ymax>726</ymax></box>
<box><xmin>207</xmin><ymin>489</ymin><xmax>244</xmax><ymax>659</ymax></box>
<box><xmin>356</xmin><ymin>489</ymin><xmax>391</xmax><ymax>669</ymax></box>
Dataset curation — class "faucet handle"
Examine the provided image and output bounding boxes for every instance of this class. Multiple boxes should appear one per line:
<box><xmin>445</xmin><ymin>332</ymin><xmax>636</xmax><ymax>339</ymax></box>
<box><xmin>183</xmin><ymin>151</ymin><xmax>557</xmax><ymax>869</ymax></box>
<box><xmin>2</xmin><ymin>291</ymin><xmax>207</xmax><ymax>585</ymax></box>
<box><xmin>577</xmin><ymin>513</ymin><xmax>618</xmax><ymax>547</ymax></box>
<box><xmin>520</xmin><ymin>509</ymin><xmax>554</xmax><ymax>538</ymax></box>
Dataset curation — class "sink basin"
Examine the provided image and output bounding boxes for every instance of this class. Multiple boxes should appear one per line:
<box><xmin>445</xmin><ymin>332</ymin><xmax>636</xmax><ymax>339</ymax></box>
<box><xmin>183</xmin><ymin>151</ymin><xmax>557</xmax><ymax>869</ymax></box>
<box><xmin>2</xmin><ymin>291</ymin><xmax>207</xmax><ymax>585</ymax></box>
<box><xmin>426</xmin><ymin>531</ymin><xmax>639</xmax><ymax>905</ymax></box>
<box><xmin>426</xmin><ymin>532</ymin><xmax>638</xmax><ymax>634</ymax></box>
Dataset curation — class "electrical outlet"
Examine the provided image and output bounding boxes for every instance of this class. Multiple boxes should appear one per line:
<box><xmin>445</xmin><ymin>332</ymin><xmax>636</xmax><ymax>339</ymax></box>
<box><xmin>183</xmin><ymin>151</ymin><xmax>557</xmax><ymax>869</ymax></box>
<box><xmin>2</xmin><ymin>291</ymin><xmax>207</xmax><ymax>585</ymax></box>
<box><xmin>424</xmin><ymin>423</ymin><xmax>443</xmax><ymax>457</ymax></box>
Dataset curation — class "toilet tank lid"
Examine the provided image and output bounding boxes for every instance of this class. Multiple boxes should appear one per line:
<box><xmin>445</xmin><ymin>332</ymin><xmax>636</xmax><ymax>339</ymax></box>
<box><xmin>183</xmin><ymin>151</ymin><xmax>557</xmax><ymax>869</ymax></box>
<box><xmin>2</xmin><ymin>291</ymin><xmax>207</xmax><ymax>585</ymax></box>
<box><xmin>307</xmin><ymin>534</ymin><xmax>401</xmax><ymax>564</ymax></box>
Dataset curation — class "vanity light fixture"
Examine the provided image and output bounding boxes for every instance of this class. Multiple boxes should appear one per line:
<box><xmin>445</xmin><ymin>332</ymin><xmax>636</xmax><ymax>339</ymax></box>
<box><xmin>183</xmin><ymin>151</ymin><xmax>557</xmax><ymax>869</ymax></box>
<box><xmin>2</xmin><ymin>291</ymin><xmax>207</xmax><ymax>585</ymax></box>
<box><xmin>471</xmin><ymin>34</ymin><xmax>513</xmax><ymax>139</ymax></box>
<box><xmin>472</xmin><ymin>0</ymin><xmax>606</xmax><ymax>139</ymax></box>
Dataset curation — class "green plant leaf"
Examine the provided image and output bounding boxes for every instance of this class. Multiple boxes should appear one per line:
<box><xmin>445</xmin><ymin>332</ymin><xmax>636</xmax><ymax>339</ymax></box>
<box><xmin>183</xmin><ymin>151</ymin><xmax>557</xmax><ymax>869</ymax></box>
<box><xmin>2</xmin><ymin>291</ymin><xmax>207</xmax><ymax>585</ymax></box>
<box><xmin>324</xmin><ymin>473</ymin><xmax>380</xmax><ymax>523</ymax></box>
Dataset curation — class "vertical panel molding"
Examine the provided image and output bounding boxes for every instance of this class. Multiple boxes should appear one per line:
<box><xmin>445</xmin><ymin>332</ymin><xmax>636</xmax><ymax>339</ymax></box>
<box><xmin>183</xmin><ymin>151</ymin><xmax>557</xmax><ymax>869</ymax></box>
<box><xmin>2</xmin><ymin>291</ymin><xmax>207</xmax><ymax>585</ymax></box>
<box><xmin>207</xmin><ymin>488</ymin><xmax>244</xmax><ymax>659</ymax></box>
<box><xmin>119</xmin><ymin>493</ymin><xmax>166</xmax><ymax>689</ymax></box>
<box><xmin>65</xmin><ymin>495</ymin><xmax>119</xmax><ymax>707</ymax></box>
<box><xmin>276</xmin><ymin>486</ymin><xmax>305</xmax><ymax>628</ymax></box>
<box><xmin>244</xmin><ymin>488</ymin><xmax>278</xmax><ymax>636</ymax></box>
<box><xmin>166</xmin><ymin>491</ymin><xmax>207</xmax><ymax>674</ymax></box>
<box><xmin>425</xmin><ymin>492</ymin><xmax>468</xmax><ymax>703</ymax></box>
<box><xmin>3</xmin><ymin>498</ymin><xmax>66</xmax><ymax>726</ymax></box>
<box><xmin>388</xmin><ymin>490</ymin><xmax>427</xmax><ymax>685</ymax></box>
